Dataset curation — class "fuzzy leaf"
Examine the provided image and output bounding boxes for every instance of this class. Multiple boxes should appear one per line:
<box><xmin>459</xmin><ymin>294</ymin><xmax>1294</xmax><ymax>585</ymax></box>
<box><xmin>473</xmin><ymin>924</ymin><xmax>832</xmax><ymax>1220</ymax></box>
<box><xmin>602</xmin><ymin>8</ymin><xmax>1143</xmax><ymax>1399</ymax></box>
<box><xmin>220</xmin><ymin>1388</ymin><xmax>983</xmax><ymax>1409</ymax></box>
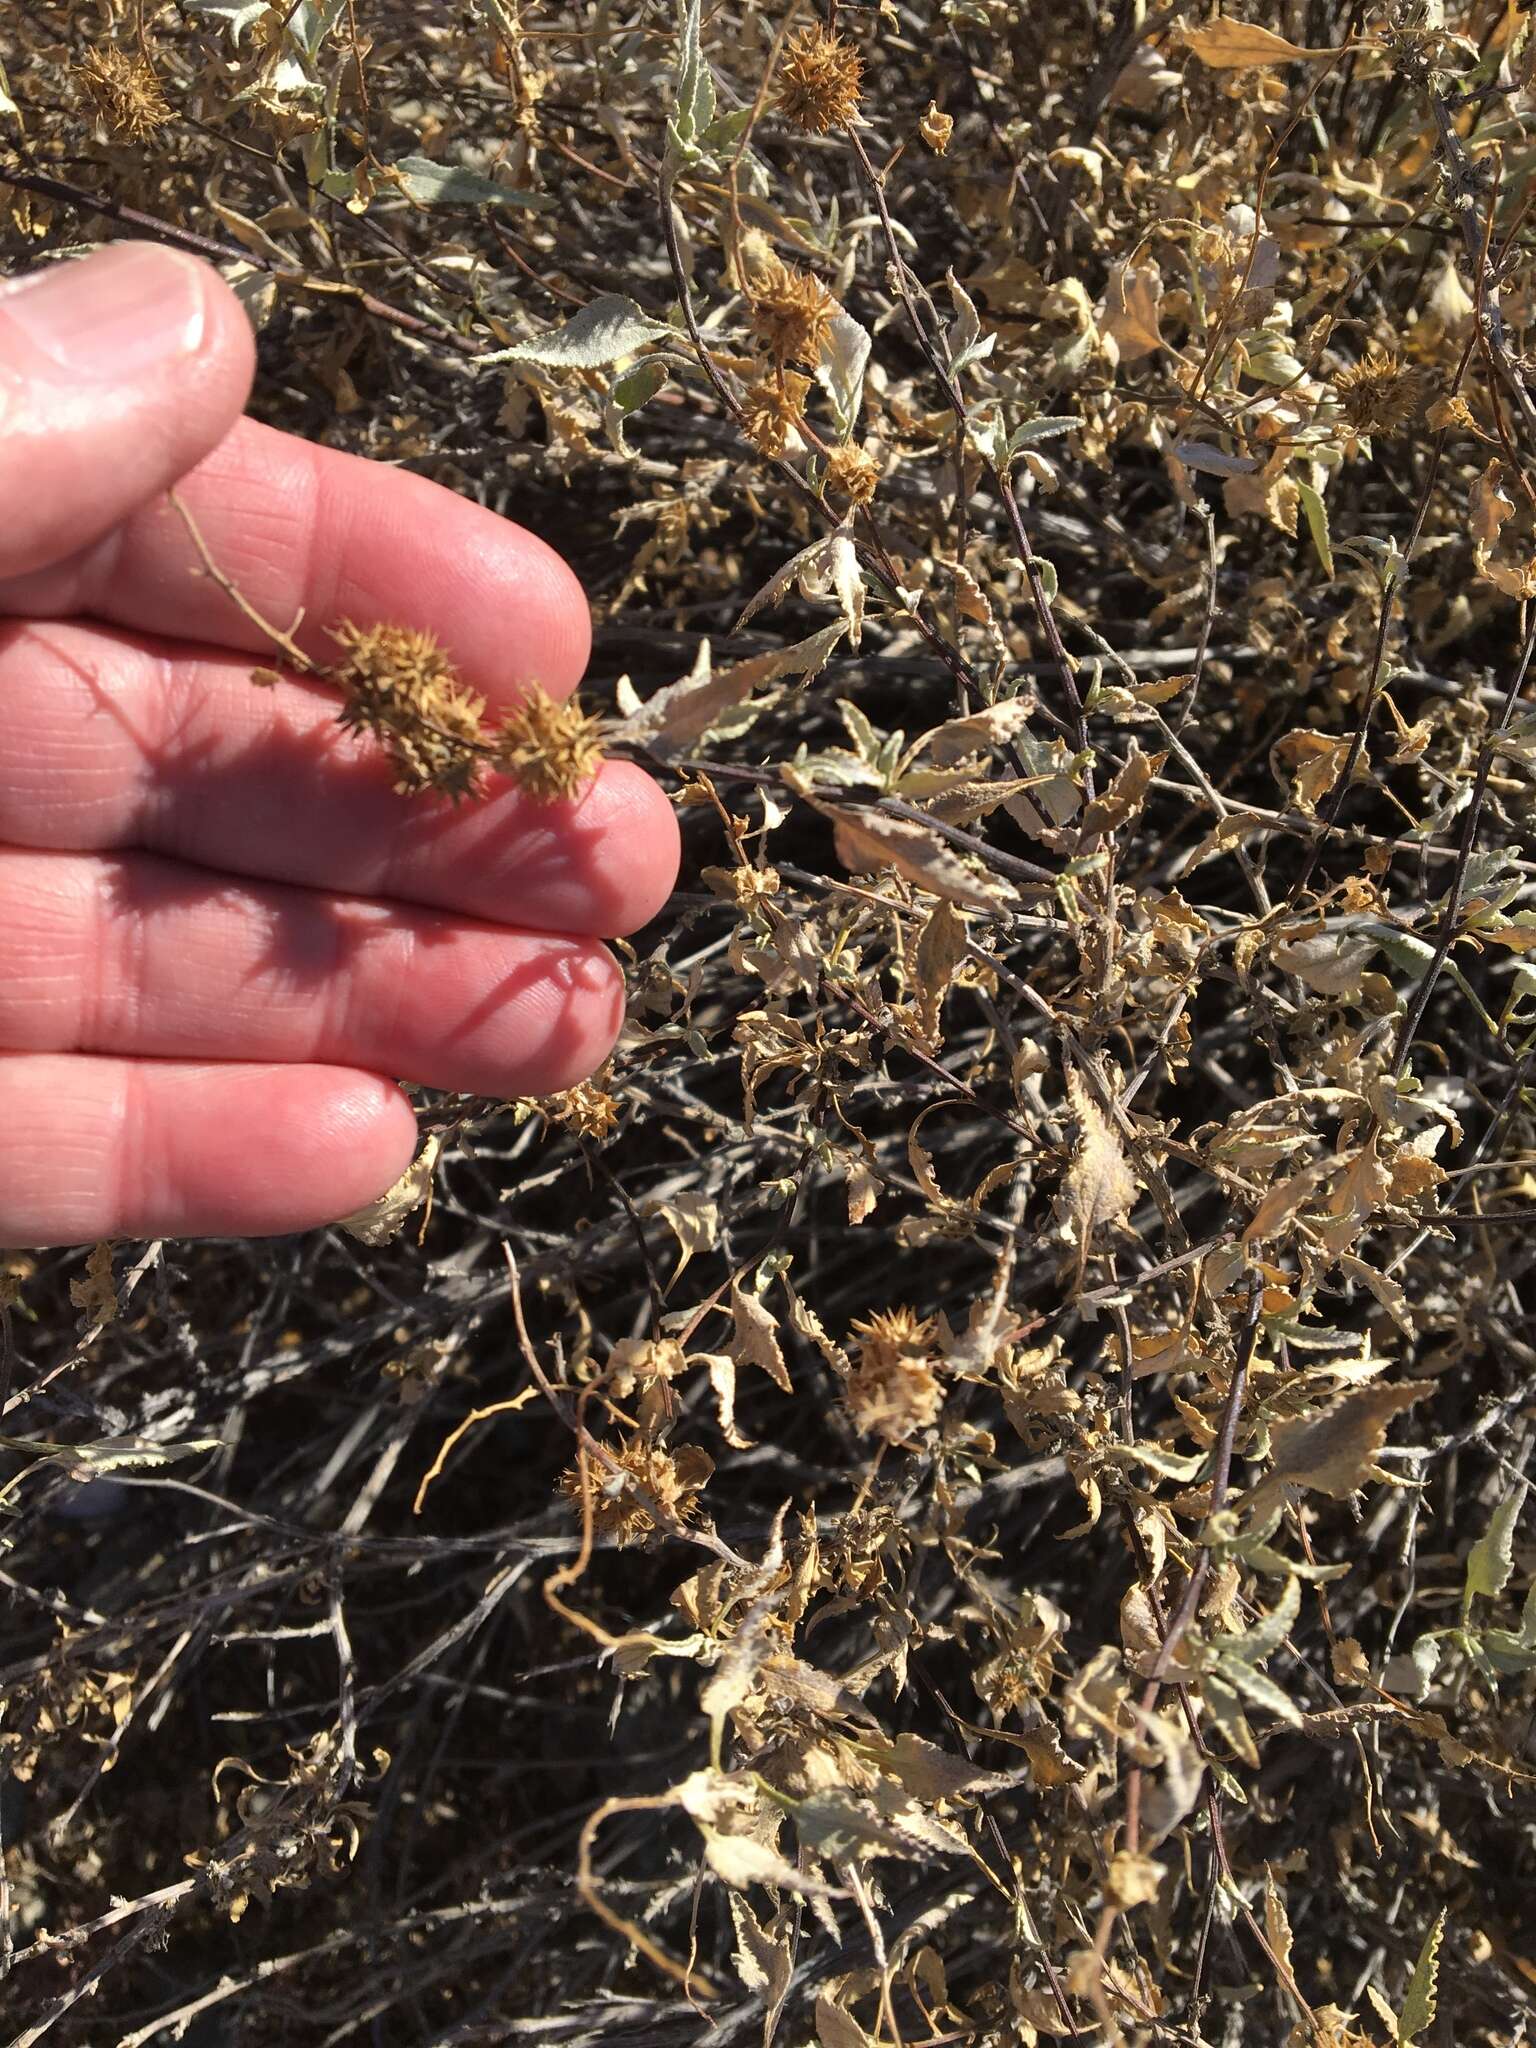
<box><xmin>817</xmin><ymin>313</ymin><xmax>872</xmax><ymax>438</ymax></box>
<box><xmin>1184</xmin><ymin>20</ymin><xmax>1335</xmax><ymax>67</ymax></box>
<box><xmin>666</xmin><ymin>0</ymin><xmax>716</xmax><ymax>165</ymax></box>
<box><xmin>616</xmin><ymin>624</ymin><xmax>845</xmax><ymax>751</ymax></box>
<box><xmin>818</xmin><ymin>802</ymin><xmax>1017</xmax><ymax>916</ymax></box>
<box><xmin>187</xmin><ymin>0</ymin><xmax>269</xmax><ymax>40</ymax></box>
<box><xmin>1199</xmin><ymin>1669</ymin><xmax>1257</xmax><ymax>1766</ymax></box>
<box><xmin>1298</xmin><ymin>480</ymin><xmax>1334</xmax><ymax>578</ymax></box>
<box><xmin>729</xmin><ymin>1894</ymin><xmax>793</xmax><ymax>2016</ymax></box>
<box><xmin>339</xmin><ymin>1135</ymin><xmax>443</xmax><ymax>1246</ymax></box>
<box><xmin>729</xmin><ymin>1282</ymin><xmax>792</xmax><ymax>1393</ymax></box>
<box><xmin>1249</xmin><ymin>1382</ymin><xmax>1427</xmax><ymax>1511</ymax></box>
<box><xmin>1217</xmin><ymin>1655</ymin><xmax>1304</xmax><ymax>1729</ymax></box>
<box><xmin>488</xmin><ymin>293</ymin><xmax>673</xmax><ymax>367</ymax></box>
<box><xmin>815</xmin><ymin>1999</ymin><xmax>877</xmax><ymax>2048</ymax></box>
<box><xmin>393</xmin><ymin>156</ymin><xmax>553</xmax><ymax>210</ymax></box>
<box><xmin>1222</xmin><ymin>1573</ymin><xmax>1301</xmax><ymax>1667</ymax></box>
<box><xmin>911</xmin><ymin>899</ymin><xmax>968</xmax><ymax>1045</ymax></box>
<box><xmin>639</xmin><ymin>1189</ymin><xmax>720</xmax><ymax>1285</ymax></box>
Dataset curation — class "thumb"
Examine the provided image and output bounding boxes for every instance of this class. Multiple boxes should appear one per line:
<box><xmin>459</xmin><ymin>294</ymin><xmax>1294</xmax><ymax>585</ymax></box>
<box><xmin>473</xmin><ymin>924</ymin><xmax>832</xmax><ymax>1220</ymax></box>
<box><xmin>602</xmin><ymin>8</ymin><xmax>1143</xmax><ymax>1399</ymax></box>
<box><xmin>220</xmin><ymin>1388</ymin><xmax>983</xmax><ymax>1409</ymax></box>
<box><xmin>0</xmin><ymin>241</ymin><xmax>256</xmax><ymax>584</ymax></box>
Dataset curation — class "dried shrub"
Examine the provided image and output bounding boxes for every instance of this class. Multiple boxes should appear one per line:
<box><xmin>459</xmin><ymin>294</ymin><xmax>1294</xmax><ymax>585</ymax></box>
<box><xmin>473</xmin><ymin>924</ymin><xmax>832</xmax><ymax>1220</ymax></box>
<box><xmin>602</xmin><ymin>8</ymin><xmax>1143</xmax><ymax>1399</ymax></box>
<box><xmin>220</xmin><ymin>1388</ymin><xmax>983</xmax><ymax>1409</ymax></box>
<box><xmin>1</xmin><ymin>3</ymin><xmax>1535</xmax><ymax>2044</ymax></box>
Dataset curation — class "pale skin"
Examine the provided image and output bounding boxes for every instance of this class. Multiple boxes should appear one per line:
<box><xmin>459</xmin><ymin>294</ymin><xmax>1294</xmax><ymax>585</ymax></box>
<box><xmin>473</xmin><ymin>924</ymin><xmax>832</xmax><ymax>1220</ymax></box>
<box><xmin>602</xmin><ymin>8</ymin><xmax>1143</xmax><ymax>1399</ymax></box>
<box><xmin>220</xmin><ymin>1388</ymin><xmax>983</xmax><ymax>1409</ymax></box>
<box><xmin>0</xmin><ymin>241</ymin><xmax>681</xmax><ymax>1247</ymax></box>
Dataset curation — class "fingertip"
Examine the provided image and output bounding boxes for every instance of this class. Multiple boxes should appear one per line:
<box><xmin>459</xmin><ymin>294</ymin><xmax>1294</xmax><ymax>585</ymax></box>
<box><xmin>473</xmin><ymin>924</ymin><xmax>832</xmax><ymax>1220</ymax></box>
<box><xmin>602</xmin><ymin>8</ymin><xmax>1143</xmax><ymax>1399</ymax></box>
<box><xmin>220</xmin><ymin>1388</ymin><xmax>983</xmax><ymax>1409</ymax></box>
<box><xmin>311</xmin><ymin>1066</ymin><xmax>421</xmax><ymax>1161</ymax></box>
<box><xmin>456</xmin><ymin>514</ymin><xmax>592</xmax><ymax>701</ymax></box>
<box><xmin>161</xmin><ymin>1064</ymin><xmax>421</xmax><ymax>1238</ymax></box>
<box><xmin>530</xmin><ymin>941</ymin><xmax>627</xmax><ymax>1095</ymax></box>
<box><xmin>177</xmin><ymin>249</ymin><xmax>261</xmax><ymax>418</ymax></box>
<box><xmin>580</xmin><ymin>762</ymin><xmax>683</xmax><ymax>936</ymax></box>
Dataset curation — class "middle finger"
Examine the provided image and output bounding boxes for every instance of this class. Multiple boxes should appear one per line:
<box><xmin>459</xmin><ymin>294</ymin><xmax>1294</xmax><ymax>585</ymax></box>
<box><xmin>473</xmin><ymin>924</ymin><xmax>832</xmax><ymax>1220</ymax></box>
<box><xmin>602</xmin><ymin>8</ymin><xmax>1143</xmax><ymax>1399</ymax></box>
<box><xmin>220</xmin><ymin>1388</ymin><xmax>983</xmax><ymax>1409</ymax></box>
<box><xmin>0</xmin><ymin>619</ymin><xmax>679</xmax><ymax>938</ymax></box>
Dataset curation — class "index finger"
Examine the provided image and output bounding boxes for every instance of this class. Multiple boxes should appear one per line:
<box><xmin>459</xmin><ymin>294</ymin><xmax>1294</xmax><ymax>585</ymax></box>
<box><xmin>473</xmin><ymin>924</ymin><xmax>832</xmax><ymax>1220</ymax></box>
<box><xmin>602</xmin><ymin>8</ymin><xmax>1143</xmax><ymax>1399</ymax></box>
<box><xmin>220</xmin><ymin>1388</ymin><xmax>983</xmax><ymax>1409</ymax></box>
<box><xmin>0</xmin><ymin>409</ymin><xmax>593</xmax><ymax>708</ymax></box>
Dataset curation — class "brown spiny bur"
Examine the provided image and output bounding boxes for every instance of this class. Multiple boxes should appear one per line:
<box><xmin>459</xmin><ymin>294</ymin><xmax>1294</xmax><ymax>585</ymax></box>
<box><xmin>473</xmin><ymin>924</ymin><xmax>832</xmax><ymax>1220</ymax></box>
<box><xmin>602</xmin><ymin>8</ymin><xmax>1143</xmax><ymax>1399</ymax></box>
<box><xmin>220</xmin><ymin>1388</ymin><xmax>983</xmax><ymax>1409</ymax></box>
<box><xmin>77</xmin><ymin>44</ymin><xmax>171</xmax><ymax>139</ymax></box>
<box><xmin>559</xmin><ymin>1435</ymin><xmax>714</xmax><ymax>1547</ymax></box>
<box><xmin>330</xmin><ymin>621</ymin><xmax>487</xmax><ymax>800</ymax></box>
<box><xmin>843</xmin><ymin>1308</ymin><xmax>944</xmax><ymax>1443</ymax></box>
<box><xmin>776</xmin><ymin>26</ymin><xmax>864</xmax><ymax>134</ymax></box>
<box><xmin>493</xmin><ymin>686</ymin><xmax>605</xmax><ymax>803</ymax></box>
<box><xmin>748</xmin><ymin>258</ymin><xmax>836</xmax><ymax>369</ymax></box>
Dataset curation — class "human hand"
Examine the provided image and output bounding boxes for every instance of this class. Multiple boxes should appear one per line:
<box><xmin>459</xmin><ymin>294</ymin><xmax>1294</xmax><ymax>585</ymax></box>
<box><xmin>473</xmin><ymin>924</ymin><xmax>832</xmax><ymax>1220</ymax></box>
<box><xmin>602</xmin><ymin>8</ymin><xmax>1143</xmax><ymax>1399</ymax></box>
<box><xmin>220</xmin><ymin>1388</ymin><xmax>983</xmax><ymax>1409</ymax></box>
<box><xmin>0</xmin><ymin>242</ymin><xmax>679</xmax><ymax>1247</ymax></box>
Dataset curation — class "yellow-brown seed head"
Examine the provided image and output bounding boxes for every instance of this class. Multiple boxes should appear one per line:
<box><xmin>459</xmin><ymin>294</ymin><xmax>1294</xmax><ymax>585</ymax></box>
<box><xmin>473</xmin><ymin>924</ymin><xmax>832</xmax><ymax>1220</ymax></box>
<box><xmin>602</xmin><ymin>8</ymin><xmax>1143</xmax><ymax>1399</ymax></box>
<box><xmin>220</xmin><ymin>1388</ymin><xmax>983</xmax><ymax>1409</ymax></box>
<box><xmin>77</xmin><ymin>44</ymin><xmax>171</xmax><ymax>140</ymax></box>
<box><xmin>494</xmin><ymin>686</ymin><xmax>605</xmax><ymax>804</ymax></box>
<box><xmin>825</xmin><ymin>443</ymin><xmax>881</xmax><ymax>507</ymax></box>
<box><xmin>1332</xmin><ymin>349</ymin><xmax>1434</xmax><ymax>439</ymax></box>
<box><xmin>559</xmin><ymin>1436</ymin><xmax>713</xmax><ymax>1547</ymax></box>
<box><xmin>741</xmin><ymin>371</ymin><xmax>810</xmax><ymax>459</ymax></box>
<box><xmin>844</xmin><ymin>1308</ymin><xmax>944</xmax><ymax>1443</ymax></box>
<box><xmin>749</xmin><ymin>259</ymin><xmax>836</xmax><ymax>369</ymax></box>
<box><xmin>330</xmin><ymin>621</ymin><xmax>487</xmax><ymax>800</ymax></box>
<box><xmin>547</xmin><ymin>1079</ymin><xmax>621</xmax><ymax>1141</ymax></box>
<box><xmin>776</xmin><ymin>26</ymin><xmax>863</xmax><ymax>134</ymax></box>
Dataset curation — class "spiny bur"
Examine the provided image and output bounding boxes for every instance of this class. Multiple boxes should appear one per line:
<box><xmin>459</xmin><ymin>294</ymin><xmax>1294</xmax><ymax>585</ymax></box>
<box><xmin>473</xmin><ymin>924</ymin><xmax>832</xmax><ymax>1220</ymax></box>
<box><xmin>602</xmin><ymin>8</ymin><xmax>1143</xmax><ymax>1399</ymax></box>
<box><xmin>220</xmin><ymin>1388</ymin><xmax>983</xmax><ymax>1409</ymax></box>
<box><xmin>322</xmin><ymin>623</ymin><xmax>605</xmax><ymax>806</ymax></box>
<box><xmin>776</xmin><ymin>25</ymin><xmax>864</xmax><ymax>133</ymax></box>
<box><xmin>494</xmin><ymin>686</ymin><xmax>605</xmax><ymax>804</ymax></box>
<box><xmin>329</xmin><ymin>621</ymin><xmax>488</xmax><ymax>801</ymax></box>
<box><xmin>741</xmin><ymin>371</ymin><xmax>810</xmax><ymax>459</ymax></box>
<box><xmin>748</xmin><ymin>258</ymin><xmax>836</xmax><ymax>370</ymax></box>
<box><xmin>843</xmin><ymin>1308</ymin><xmax>945</xmax><ymax>1443</ymax></box>
<box><xmin>77</xmin><ymin>43</ymin><xmax>171</xmax><ymax>140</ymax></box>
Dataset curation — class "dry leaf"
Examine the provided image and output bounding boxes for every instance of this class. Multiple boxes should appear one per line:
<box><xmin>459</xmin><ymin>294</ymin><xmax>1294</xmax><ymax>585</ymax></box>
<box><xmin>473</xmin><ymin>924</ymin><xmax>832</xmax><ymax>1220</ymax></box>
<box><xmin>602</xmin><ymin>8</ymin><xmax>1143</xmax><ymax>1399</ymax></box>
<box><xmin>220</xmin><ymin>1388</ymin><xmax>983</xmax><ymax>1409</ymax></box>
<box><xmin>729</xmin><ymin>1894</ymin><xmax>793</xmax><ymax>2031</ymax></box>
<box><xmin>1062</xmin><ymin>1068</ymin><xmax>1137</xmax><ymax>1289</ymax></box>
<box><xmin>730</xmin><ymin>1281</ymin><xmax>792</xmax><ymax>1392</ymax></box>
<box><xmin>1081</xmin><ymin>743</ymin><xmax>1166</xmax><ymax>836</ymax></box>
<box><xmin>1107</xmin><ymin>1850</ymin><xmax>1163</xmax><ymax>1909</ymax></box>
<box><xmin>921</xmin><ymin>698</ymin><xmax>1036</xmax><ymax>764</ymax></box>
<box><xmin>815</xmin><ymin>1996</ymin><xmax>877</xmax><ymax>2048</ymax></box>
<box><xmin>1471</xmin><ymin>460</ymin><xmax>1514</xmax><ymax>554</ymax></box>
<box><xmin>639</xmin><ymin>1188</ymin><xmax>721</xmax><ymax>1284</ymax></box>
<box><xmin>616</xmin><ymin>624</ymin><xmax>845</xmax><ymax>750</ymax></box>
<box><xmin>1101</xmin><ymin>261</ymin><xmax>1164</xmax><ymax>362</ymax></box>
<box><xmin>1184</xmin><ymin>20</ymin><xmax>1336</xmax><ymax>67</ymax></box>
<box><xmin>340</xmin><ymin>1134</ymin><xmax>444</xmax><ymax>1246</ymax></box>
<box><xmin>69</xmin><ymin>1241</ymin><xmax>118</xmax><ymax>1329</ymax></box>
<box><xmin>911</xmin><ymin>898</ymin><xmax>969</xmax><ymax>1046</ymax></box>
<box><xmin>818</xmin><ymin>801</ymin><xmax>1017</xmax><ymax>915</ymax></box>
<box><xmin>1248</xmin><ymin>1382</ymin><xmax>1428</xmax><ymax>1511</ymax></box>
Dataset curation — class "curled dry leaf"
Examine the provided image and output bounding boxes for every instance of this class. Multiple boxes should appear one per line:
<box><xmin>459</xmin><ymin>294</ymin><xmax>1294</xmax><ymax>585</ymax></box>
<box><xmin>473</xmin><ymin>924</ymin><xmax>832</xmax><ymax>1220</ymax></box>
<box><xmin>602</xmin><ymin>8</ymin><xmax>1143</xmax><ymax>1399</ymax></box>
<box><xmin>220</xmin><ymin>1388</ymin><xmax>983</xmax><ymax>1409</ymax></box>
<box><xmin>1061</xmin><ymin>1068</ymin><xmax>1138</xmax><ymax>1290</ymax></box>
<box><xmin>339</xmin><ymin>1134</ymin><xmax>444</xmax><ymax>1246</ymax></box>
<box><xmin>1246</xmin><ymin>1382</ymin><xmax>1429</xmax><ymax>1513</ymax></box>
<box><xmin>818</xmin><ymin>801</ymin><xmax>1018</xmax><ymax>915</ymax></box>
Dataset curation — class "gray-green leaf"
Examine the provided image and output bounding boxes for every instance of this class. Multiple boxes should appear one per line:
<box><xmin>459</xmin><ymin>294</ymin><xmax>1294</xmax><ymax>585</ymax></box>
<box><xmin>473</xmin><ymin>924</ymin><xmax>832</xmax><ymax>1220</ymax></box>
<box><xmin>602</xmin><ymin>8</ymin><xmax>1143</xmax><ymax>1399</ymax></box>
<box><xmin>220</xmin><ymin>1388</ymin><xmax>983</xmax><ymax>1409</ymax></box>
<box><xmin>1299</xmin><ymin>479</ymin><xmax>1334</xmax><ymax>579</ymax></box>
<box><xmin>187</xmin><ymin>0</ymin><xmax>269</xmax><ymax>41</ymax></box>
<box><xmin>393</xmin><ymin>156</ymin><xmax>553</xmax><ymax>211</ymax></box>
<box><xmin>485</xmin><ymin>294</ymin><xmax>675</xmax><ymax>370</ymax></box>
<box><xmin>666</xmin><ymin>0</ymin><xmax>716</xmax><ymax>166</ymax></box>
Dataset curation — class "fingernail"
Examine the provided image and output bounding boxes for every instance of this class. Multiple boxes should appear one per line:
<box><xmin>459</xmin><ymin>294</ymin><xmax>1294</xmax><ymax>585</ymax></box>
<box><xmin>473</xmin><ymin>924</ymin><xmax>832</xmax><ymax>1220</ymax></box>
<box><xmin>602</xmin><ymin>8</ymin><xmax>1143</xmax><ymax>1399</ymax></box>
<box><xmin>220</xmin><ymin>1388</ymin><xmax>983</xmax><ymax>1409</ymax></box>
<box><xmin>0</xmin><ymin>243</ymin><xmax>207</xmax><ymax>381</ymax></box>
